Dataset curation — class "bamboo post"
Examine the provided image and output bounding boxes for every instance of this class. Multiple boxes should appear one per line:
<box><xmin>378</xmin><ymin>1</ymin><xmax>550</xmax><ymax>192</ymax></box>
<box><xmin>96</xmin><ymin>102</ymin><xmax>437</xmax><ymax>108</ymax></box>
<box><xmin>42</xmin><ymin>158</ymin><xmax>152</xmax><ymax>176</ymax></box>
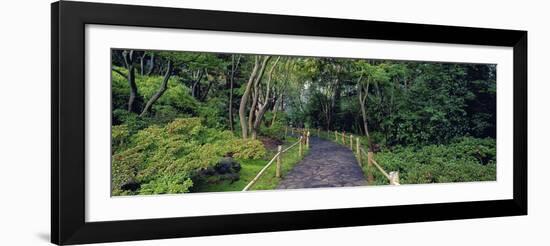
<box><xmin>291</xmin><ymin>127</ymin><xmax>294</xmax><ymax>135</ymax></box>
<box><xmin>306</xmin><ymin>131</ymin><xmax>310</xmax><ymax>148</ymax></box>
<box><xmin>367</xmin><ymin>151</ymin><xmax>374</xmax><ymax>167</ymax></box>
<box><xmin>334</xmin><ymin>131</ymin><xmax>338</xmax><ymax>141</ymax></box>
<box><xmin>389</xmin><ymin>171</ymin><xmax>400</xmax><ymax>185</ymax></box>
<box><xmin>276</xmin><ymin>145</ymin><xmax>282</xmax><ymax>178</ymax></box>
<box><xmin>367</xmin><ymin>151</ymin><xmax>374</xmax><ymax>184</ymax></box>
<box><xmin>350</xmin><ymin>134</ymin><xmax>353</xmax><ymax>150</ymax></box>
<box><xmin>356</xmin><ymin>138</ymin><xmax>361</xmax><ymax>165</ymax></box>
<box><xmin>317</xmin><ymin>128</ymin><xmax>320</xmax><ymax>136</ymax></box>
<box><xmin>342</xmin><ymin>132</ymin><xmax>345</xmax><ymax>144</ymax></box>
<box><xmin>299</xmin><ymin>136</ymin><xmax>303</xmax><ymax>157</ymax></box>
<box><xmin>285</xmin><ymin>126</ymin><xmax>288</xmax><ymax>137</ymax></box>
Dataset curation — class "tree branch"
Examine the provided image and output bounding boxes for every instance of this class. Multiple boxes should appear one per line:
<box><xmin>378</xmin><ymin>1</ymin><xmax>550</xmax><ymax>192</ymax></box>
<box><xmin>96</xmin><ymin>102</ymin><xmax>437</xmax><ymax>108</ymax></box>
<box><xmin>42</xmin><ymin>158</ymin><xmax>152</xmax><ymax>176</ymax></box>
<box><xmin>112</xmin><ymin>67</ymin><xmax>126</xmax><ymax>78</ymax></box>
<box><xmin>139</xmin><ymin>60</ymin><xmax>173</xmax><ymax>117</ymax></box>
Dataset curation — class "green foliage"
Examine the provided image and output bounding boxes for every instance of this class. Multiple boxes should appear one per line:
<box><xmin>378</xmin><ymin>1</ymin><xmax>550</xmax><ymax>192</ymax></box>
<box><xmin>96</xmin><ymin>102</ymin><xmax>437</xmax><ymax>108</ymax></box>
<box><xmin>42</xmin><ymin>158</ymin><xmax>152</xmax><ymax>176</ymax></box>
<box><xmin>112</xmin><ymin>109</ymin><xmax>150</xmax><ymax>132</ymax></box>
<box><xmin>259</xmin><ymin>121</ymin><xmax>286</xmax><ymax>141</ymax></box>
<box><xmin>139</xmin><ymin>176</ymin><xmax>194</xmax><ymax>195</ymax></box>
<box><xmin>366</xmin><ymin>137</ymin><xmax>496</xmax><ymax>185</ymax></box>
<box><xmin>197</xmin><ymin>98</ymin><xmax>226</xmax><ymax>129</ymax></box>
<box><xmin>230</xmin><ymin>139</ymin><xmax>266</xmax><ymax>160</ymax></box>
<box><xmin>301</xmin><ymin>61</ymin><xmax>495</xmax><ymax>148</ymax></box>
<box><xmin>111</xmin><ymin>124</ymin><xmax>130</xmax><ymax>150</ymax></box>
<box><xmin>111</xmin><ymin>118</ymin><xmax>267</xmax><ymax>195</ymax></box>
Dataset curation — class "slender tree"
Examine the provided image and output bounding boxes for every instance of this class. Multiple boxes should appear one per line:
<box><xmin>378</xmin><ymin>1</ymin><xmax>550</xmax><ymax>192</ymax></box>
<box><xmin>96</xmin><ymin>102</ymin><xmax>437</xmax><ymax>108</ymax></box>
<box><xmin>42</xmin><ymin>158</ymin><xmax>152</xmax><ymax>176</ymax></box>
<box><xmin>239</xmin><ymin>55</ymin><xmax>271</xmax><ymax>139</ymax></box>
<box><xmin>190</xmin><ymin>69</ymin><xmax>206</xmax><ymax>99</ymax></box>
<box><xmin>139</xmin><ymin>60</ymin><xmax>173</xmax><ymax>117</ymax></box>
<box><xmin>139</xmin><ymin>52</ymin><xmax>147</xmax><ymax>76</ymax></box>
<box><xmin>120</xmin><ymin>50</ymin><xmax>139</xmax><ymax>113</ymax></box>
<box><xmin>357</xmin><ymin>74</ymin><xmax>372</xmax><ymax>148</ymax></box>
<box><xmin>251</xmin><ymin>57</ymin><xmax>281</xmax><ymax>139</ymax></box>
<box><xmin>227</xmin><ymin>54</ymin><xmax>242</xmax><ymax>132</ymax></box>
<box><xmin>146</xmin><ymin>53</ymin><xmax>155</xmax><ymax>76</ymax></box>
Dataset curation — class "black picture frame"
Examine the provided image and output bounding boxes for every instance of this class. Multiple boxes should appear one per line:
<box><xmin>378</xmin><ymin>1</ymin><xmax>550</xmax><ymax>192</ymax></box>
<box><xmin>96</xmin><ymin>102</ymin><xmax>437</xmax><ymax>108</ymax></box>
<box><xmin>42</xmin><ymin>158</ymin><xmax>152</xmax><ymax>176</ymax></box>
<box><xmin>51</xmin><ymin>1</ymin><xmax>527</xmax><ymax>245</ymax></box>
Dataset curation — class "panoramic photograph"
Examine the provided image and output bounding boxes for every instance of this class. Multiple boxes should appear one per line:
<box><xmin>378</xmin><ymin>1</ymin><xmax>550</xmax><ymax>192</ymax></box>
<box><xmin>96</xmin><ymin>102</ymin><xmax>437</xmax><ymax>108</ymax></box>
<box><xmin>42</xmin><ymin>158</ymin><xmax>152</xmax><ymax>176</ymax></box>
<box><xmin>111</xmin><ymin>49</ymin><xmax>497</xmax><ymax>196</ymax></box>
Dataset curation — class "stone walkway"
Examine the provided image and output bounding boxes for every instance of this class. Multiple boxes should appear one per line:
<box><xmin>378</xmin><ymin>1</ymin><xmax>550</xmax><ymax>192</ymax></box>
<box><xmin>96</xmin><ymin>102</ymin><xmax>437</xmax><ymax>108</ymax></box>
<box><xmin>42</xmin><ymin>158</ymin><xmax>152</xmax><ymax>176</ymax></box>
<box><xmin>277</xmin><ymin>137</ymin><xmax>367</xmax><ymax>189</ymax></box>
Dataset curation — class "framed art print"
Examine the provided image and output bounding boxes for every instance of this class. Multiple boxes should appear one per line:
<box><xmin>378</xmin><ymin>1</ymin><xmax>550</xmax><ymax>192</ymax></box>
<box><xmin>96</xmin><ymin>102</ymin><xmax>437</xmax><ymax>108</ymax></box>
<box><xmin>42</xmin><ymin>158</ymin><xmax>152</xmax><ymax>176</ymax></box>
<box><xmin>51</xmin><ymin>1</ymin><xmax>527</xmax><ymax>245</ymax></box>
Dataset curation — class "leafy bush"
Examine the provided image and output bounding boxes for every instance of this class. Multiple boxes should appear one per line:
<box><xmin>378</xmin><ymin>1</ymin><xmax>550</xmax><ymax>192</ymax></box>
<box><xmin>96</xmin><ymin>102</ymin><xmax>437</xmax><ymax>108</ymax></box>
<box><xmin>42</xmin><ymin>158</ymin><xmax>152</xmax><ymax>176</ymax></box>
<box><xmin>139</xmin><ymin>175</ymin><xmax>194</xmax><ymax>195</ymax></box>
<box><xmin>230</xmin><ymin>139</ymin><xmax>267</xmax><ymax>159</ymax></box>
<box><xmin>112</xmin><ymin>117</ymin><xmax>266</xmax><ymax>195</ymax></box>
<box><xmin>111</xmin><ymin>124</ymin><xmax>130</xmax><ymax>152</ymax></box>
<box><xmin>111</xmin><ymin>69</ymin><xmax>141</xmax><ymax>111</ymax></box>
<box><xmin>259</xmin><ymin>121</ymin><xmax>286</xmax><ymax>141</ymax></box>
<box><xmin>366</xmin><ymin>137</ymin><xmax>496</xmax><ymax>185</ymax></box>
<box><xmin>197</xmin><ymin>98</ymin><xmax>226</xmax><ymax>129</ymax></box>
<box><xmin>112</xmin><ymin>109</ymin><xmax>150</xmax><ymax>133</ymax></box>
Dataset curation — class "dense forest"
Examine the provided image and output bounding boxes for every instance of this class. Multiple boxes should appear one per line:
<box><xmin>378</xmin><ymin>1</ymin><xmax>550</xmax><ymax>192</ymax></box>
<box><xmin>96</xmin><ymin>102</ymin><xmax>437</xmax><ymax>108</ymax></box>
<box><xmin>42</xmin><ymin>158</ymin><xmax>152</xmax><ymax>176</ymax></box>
<box><xmin>111</xmin><ymin>49</ymin><xmax>496</xmax><ymax>195</ymax></box>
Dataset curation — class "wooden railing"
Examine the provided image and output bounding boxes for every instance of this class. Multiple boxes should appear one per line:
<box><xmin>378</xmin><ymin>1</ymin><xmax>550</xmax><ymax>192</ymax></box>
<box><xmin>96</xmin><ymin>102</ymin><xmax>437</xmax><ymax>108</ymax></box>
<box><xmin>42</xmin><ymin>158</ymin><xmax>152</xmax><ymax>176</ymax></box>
<box><xmin>315</xmin><ymin>128</ymin><xmax>400</xmax><ymax>185</ymax></box>
<box><xmin>360</xmin><ymin>148</ymin><xmax>400</xmax><ymax>185</ymax></box>
<box><xmin>242</xmin><ymin>132</ymin><xmax>309</xmax><ymax>191</ymax></box>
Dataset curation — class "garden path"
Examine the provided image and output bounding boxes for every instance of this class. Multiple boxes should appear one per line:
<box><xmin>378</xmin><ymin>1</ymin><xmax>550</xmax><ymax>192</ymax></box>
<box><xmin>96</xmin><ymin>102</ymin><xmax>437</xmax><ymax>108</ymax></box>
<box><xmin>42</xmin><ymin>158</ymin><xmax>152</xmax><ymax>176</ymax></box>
<box><xmin>277</xmin><ymin>137</ymin><xmax>367</xmax><ymax>189</ymax></box>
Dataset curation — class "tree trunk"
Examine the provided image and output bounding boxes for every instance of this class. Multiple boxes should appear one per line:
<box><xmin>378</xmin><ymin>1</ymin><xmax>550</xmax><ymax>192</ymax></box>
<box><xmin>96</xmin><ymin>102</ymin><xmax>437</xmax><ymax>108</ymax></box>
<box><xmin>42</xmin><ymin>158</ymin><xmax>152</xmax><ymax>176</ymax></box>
<box><xmin>251</xmin><ymin>57</ymin><xmax>280</xmax><ymax>139</ymax></box>
<box><xmin>270</xmin><ymin>94</ymin><xmax>281</xmax><ymax>126</ymax></box>
<box><xmin>358</xmin><ymin>78</ymin><xmax>373</xmax><ymax>150</ymax></box>
<box><xmin>139</xmin><ymin>61</ymin><xmax>173</xmax><ymax>117</ymax></box>
<box><xmin>228</xmin><ymin>55</ymin><xmax>241</xmax><ymax>132</ymax></box>
<box><xmin>191</xmin><ymin>69</ymin><xmax>205</xmax><ymax>99</ymax></box>
<box><xmin>239</xmin><ymin>56</ymin><xmax>270</xmax><ymax>139</ymax></box>
<box><xmin>139</xmin><ymin>53</ymin><xmax>146</xmax><ymax>76</ymax></box>
<box><xmin>248</xmin><ymin>85</ymin><xmax>259</xmax><ymax>133</ymax></box>
<box><xmin>239</xmin><ymin>58</ymin><xmax>260</xmax><ymax>139</ymax></box>
<box><xmin>248</xmin><ymin>56</ymin><xmax>271</xmax><ymax>136</ymax></box>
<box><xmin>127</xmin><ymin>68</ymin><xmax>138</xmax><ymax>113</ymax></box>
<box><xmin>199</xmin><ymin>79</ymin><xmax>213</xmax><ymax>101</ymax></box>
<box><xmin>146</xmin><ymin>53</ymin><xmax>155</xmax><ymax>76</ymax></box>
<box><xmin>251</xmin><ymin>108</ymin><xmax>266</xmax><ymax>139</ymax></box>
<box><xmin>122</xmin><ymin>50</ymin><xmax>139</xmax><ymax>113</ymax></box>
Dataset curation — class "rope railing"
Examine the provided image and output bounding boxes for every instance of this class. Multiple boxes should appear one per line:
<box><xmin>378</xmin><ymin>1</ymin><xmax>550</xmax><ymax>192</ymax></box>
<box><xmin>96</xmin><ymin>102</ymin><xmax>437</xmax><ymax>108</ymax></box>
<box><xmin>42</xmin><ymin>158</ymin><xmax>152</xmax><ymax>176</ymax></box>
<box><xmin>359</xmin><ymin>148</ymin><xmax>400</xmax><ymax>185</ymax></box>
<box><xmin>242</xmin><ymin>134</ymin><xmax>307</xmax><ymax>191</ymax></box>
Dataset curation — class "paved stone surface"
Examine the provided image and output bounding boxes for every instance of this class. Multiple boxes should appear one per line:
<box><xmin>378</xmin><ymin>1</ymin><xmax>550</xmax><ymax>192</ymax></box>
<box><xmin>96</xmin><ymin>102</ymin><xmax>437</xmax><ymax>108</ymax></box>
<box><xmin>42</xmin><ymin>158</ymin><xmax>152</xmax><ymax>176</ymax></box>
<box><xmin>277</xmin><ymin>137</ymin><xmax>367</xmax><ymax>189</ymax></box>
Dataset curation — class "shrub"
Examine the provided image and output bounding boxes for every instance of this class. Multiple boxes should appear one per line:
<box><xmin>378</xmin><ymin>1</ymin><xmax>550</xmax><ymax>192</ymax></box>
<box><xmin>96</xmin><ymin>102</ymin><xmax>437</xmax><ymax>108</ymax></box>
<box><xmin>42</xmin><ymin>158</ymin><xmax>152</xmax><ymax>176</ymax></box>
<box><xmin>230</xmin><ymin>139</ymin><xmax>267</xmax><ymax>160</ymax></box>
<box><xmin>197</xmin><ymin>98</ymin><xmax>226</xmax><ymax>129</ymax></box>
<box><xmin>111</xmin><ymin>117</ymin><xmax>266</xmax><ymax>195</ymax></box>
<box><xmin>111</xmin><ymin>124</ymin><xmax>130</xmax><ymax>152</ymax></box>
<box><xmin>368</xmin><ymin>137</ymin><xmax>496</xmax><ymax>185</ymax></box>
<box><xmin>112</xmin><ymin>109</ymin><xmax>150</xmax><ymax>134</ymax></box>
<box><xmin>139</xmin><ymin>175</ymin><xmax>194</xmax><ymax>195</ymax></box>
<box><xmin>259</xmin><ymin>121</ymin><xmax>285</xmax><ymax>141</ymax></box>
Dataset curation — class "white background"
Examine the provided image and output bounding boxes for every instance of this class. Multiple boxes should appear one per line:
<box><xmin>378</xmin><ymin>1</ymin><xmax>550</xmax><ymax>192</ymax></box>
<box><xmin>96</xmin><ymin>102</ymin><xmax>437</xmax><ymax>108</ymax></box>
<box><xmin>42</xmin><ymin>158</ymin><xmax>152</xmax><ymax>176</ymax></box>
<box><xmin>0</xmin><ymin>0</ymin><xmax>547</xmax><ymax>245</ymax></box>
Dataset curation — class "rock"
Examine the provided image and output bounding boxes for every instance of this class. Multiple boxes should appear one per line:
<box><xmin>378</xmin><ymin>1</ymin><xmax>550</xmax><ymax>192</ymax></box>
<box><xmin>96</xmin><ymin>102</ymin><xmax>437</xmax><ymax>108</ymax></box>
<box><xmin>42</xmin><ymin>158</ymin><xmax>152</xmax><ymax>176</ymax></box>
<box><xmin>231</xmin><ymin>162</ymin><xmax>241</xmax><ymax>172</ymax></box>
<box><xmin>215</xmin><ymin>162</ymin><xmax>232</xmax><ymax>174</ymax></box>
<box><xmin>215</xmin><ymin>157</ymin><xmax>241</xmax><ymax>174</ymax></box>
<box><xmin>198</xmin><ymin>167</ymin><xmax>216</xmax><ymax>176</ymax></box>
<box><xmin>120</xmin><ymin>180</ymin><xmax>140</xmax><ymax>191</ymax></box>
<box><xmin>224</xmin><ymin>173</ymin><xmax>240</xmax><ymax>183</ymax></box>
<box><xmin>371</xmin><ymin>143</ymin><xmax>381</xmax><ymax>153</ymax></box>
